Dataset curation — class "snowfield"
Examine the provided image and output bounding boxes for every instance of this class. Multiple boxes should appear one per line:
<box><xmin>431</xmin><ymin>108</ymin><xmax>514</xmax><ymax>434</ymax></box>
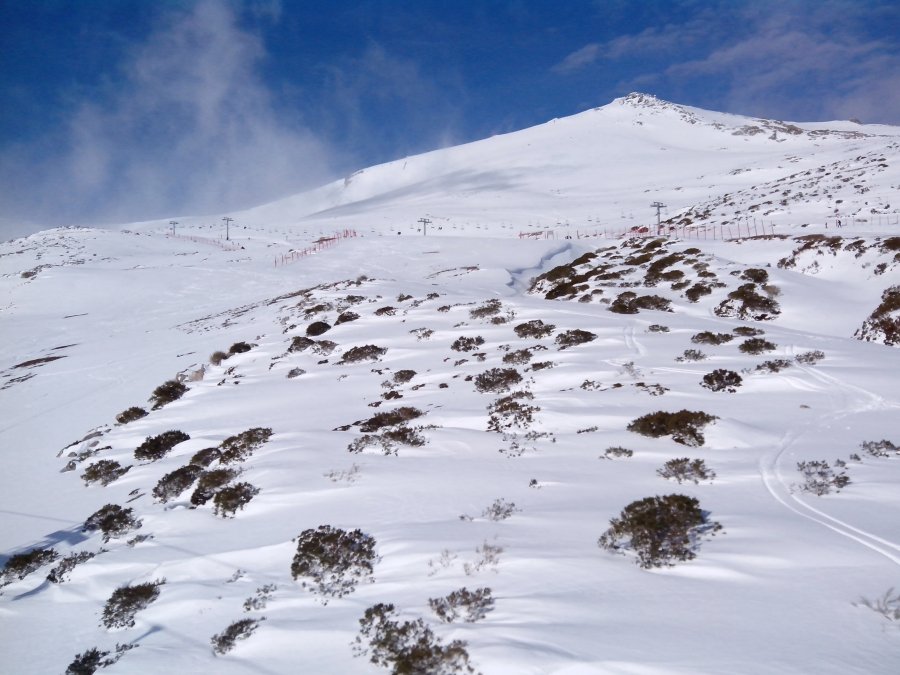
<box><xmin>1</xmin><ymin>94</ymin><xmax>900</xmax><ymax>674</ymax></box>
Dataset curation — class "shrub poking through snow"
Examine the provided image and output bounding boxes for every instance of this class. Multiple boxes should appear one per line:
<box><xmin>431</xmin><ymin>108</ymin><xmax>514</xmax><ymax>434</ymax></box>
<box><xmin>470</xmin><ymin>298</ymin><xmax>502</xmax><ymax>319</ymax></box>
<box><xmin>481</xmin><ymin>498</ymin><xmax>519</xmax><ymax>521</ymax></box>
<box><xmin>487</xmin><ymin>391</ymin><xmax>538</xmax><ymax>432</ymax></box>
<box><xmin>393</xmin><ymin>369</ymin><xmax>416</xmax><ymax>384</ymax></box>
<box><xmin>340</xmin><ymin>345</ymin><xmax>387</xmax><ymax>364</ymax></box>
<box><xmin>856</xmin><ymin>588</ymin><xmax>900</xmax><ymax>623</ymax></box>
<box><xmin>854</xmin><ymin>285</ymin><xmax>900</xmax><ymax>346</ymax></box>
<box><xmin>213</xmin><ymin>482</ymin><xmax>260</xmax><ymax>517</ymax></box>
<box><xmin>647</xmin><ymin>324</ymin><xmax>670</xmax><ymax>333</ymax></box>
<box><xmin>555</xmin><ymin>329</ymin><xmax>597</xmax><ymax>350</ymax></box>
<box><xmin>358</xmin><ymin>406</ymin><xmax>425</xmax><ymax>432</ymax></box>
<box><xmin>306</xmin><ymin>321</ymin><xmax>331</xmax><ymax>336</ymax></box>
<box><xmin>152</xmin><ymin>464</ymin><xmax>204</xmax><ymax>503</ymax></box>
<box><xmin>291</xmin><ymin>526</ymin><xmax>378</xmax><ymax>601</ymax></box>
<box><xmin>210</xmin><ymin>350</ymin><xmax>229</xmax><ymax>366</ymax></box>
<box><xmin>134</xmin><ymin>430</ymin><xmax>190</xmax><ymax>462</ymax></box>
<box><xmin>701</xmin><ymin>369</ymin><xmax>743</xmax><ymax>392</ymax></box>
<box><xmin>218</xmin><ymin>427</ymin><xmax>273</xmax><ymax>464</ymax></box>
<box><xmin>598</xmin><ymin>494</ymin><xmax>722</xmax><ymax>568</ymax></box>
<box><xmin>602</xmin><ymin>446</ymin><xmax>633</xmax><ymax>459</ymax></box>
<box><xmin>148</xmin><ymin>379</ymin><xmax>187</xmax><ymax>410</ymax></box>
<box><xmin>714</xmin><ymin>283</ymin><xmax>780</xmax><ymax>320</ymax></box>
<box><xmin>502</xmin><ymin>348</ymin><xmax>533</xmax><ymax>365</ymax></box>
<box><xmin>474</xmin><ymin>368</ymin><xmax>522</xmax><ymax>394</ymax></box>
<box><xmin>189</xmin><ymin>447</ymin><xmax>221</xmax><ymax>467</ymax></box>
<box><xmin>228</xmin><ymin>342</ymin><xmax>252</xmax><ymax>354</ymax></box>
<box><xmin>676</xmin><ymin>349</ymin><xmax>707</xmax><ymax>362</ymax></box>
<box><xmin>657</xmin><ymin>458</ymin><xmax>716</xmax><ymax>484</ymax></box>
<box><xmin>691</xmin><ymin>331</ymin><xmax>734</xmax><ymax>345</ymax></box>
<box><xmin>47</xmin><ymin>551</ymin><xmax>96</xmax><ymax>584</ymax></box>
<box><xmin>795</xmin><ymin>460</ymin><xmax>850</xmax><ymax>495</ymax></box>
<box><xmin>738</xmin><ymin>337</ymin><xmax>777</xmax><ymax>355</ymax></box>
<box><xmin>859</xmin><ymin>439</ymin><xmax>899</xmax><ymax>458</ymax></box>
<box><xmin>451</xmin><ymin>336</ymin><xmax>485</xmax><ymax>352</ymax></box>
<box><xmin>190</xmin><ymin>468</ymin><xmax>240</xmax><ymax>506</ymax></box>
<box><xmin>1</xmin><ymin>548</ymin><xmax>59</xmax><ymax>586</ymax></box>
<box><xmin>336</xmin><ymin>311</ymin><xmax>360</xmax><ymax>325</ymax></box>
<box><xmin>733</xmin><ymin>325</ymin><xmax>765</xmax><ymax>337</ymax></box>
<box><xmin>65</xmin><ymin>645</ymin><xmax>134</xmax><ymax>675</ymax></box>
<box><xmin>429</xmin><ymin>587</ymin><xmax>494</xmax><ymax>623</ymax></box>
<box><xmin>101</xmin><ymin>580</ymin><xmax>164</xmax><ymax>629</ymax></box>
<box><xmin>514</xmin><ymin>319</ymin><xmax>556</xmax><ymax>339</ymax></box>
<box><xmin>754</xmin><ymin>359</ymin><xmax>793</xmax><ymax>373</ymax></box>
<box><xmin>211</xmin><ymin>618</ymin><xmax>263</xmax><ymax>655</ymax></box>
<box><xmin>355</xmin><ymin>603</ymin><xmax>475</xmax><ymax>675</ymax></box>
<box><xmin>627</xmin><ymin>410</ymin><xmax>717</xmax><ymax>447</ymax></box>
<box><xmin>83</xmin><ymin>504</ymin><xmax>141</xmax><ymax>541</ymax></box>
<box><xmin>81</xmin><ymin>459</ymin><xmax>131</xmax><ymax>486</ymax></box>
<box><xmin>685</xmin><ymin>283</ymin><xmax>712</xmax><ymax>302</ymax></box>
<box><xmin>115</xmin><ymin>407</ymin><xmax>147</xmax><ymax>425</ymax></box>
<box><xmin>795</xmin><ymin>349</ymin><xmax>825</xmax><ymax>365</ymax></box>
<box><xmin>609</xmin><ymin>292</ymin><xmax>672</xmax><ymax>314</ymax></box>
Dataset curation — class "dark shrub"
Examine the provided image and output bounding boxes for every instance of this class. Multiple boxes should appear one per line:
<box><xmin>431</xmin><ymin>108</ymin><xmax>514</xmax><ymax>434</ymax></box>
<box><xmin>701</xmin><ymin>369</ymin><xmax>743</xmax><ymax>392</ymax></box>
<box><xmin>691</xmin><ymin>331</ymin><xmax>734</xmax><ymax>345</ymax></box>
<box><xmin>598</xmin><ymin>494</ymin><xmax>722</xmax><ymax>568</ymax></box>
<box><xmin>81</xmin><ymin>459</ymin><xmax>130</xmax><ymax>486</ymax></box>
<box><xmin>657</xmin><ymin>458</ymin><xmax>716</xmax><ymax>483</ymax></box>
<box><xmin>481</xmin><ymin>498</ymin><xmax>519</xmax><ymax>521</ymax></box>
<box><xmin>685</xmin><ymin>283</ymin><xmax>712</xmax><ymax>302</ymax></box>
<box><xmin>647</xmin><ymin>324</ymin><xmax>670</xmax><ymax>333</ymax></box>
<box><xmin>219</xmin><ymin>427</ymin><xmax>273</xmax><ymax>464</ymax></box>
<box><xmin>228</xmin><ymin>342</ymin><xmax>252</xmax><ymax>354</ymax></box>
<box><xmin>306</xmin><ymin>321</ymin><xmax>331</xmax><ymax>336</ymax></box>
<box><xmin>739</xmin><ymin>337</ymin><xmax>777</xmax><ymax>354</ymax></box>
<box><xmin>340</xmin><ymin>345</ymin><xmax>387</xmax><ymax>364</ymax></box>
<box><xmin>213</xmin><ymin>482</ymin><xmax>260</xmax><ymax>517</ymax></box>
<box><xmin>741</xmin><ymin>268</ymin><xmax>769</xmax><ymax>284</ymax></box>
<box><xmin>675</xmin><ymin>349</ymin><xmax>707</xmax><ymax>362</ymax></box>
<box><xmin>755</xmin><ymin>359</ymin><xmax>793</xmax><ymax>373</ymax></box>
<box><xmin>556</xmin><ymin>329</ymin><xmax>597</xmax><ymax>350</ymax></box>
<box><xmin>210</xmin><ymin>350</ymin><xmax>230</xmax><ymax>366</ymax></box>
<box><xmin>502</xmin><ymin>348</ymin><xmax>532</xmax><ymax>365</ymax></box>
<box><xmin>610</xmin><ymin>292</ymin><xmax>672</xmax><ymax>314</ymax></box>
<box><xmin>474</xmin><ymin>367</ymin><xmax>522</xmax><ymax>393</ymax></box>
<box><xmin>152</xmin><ymin>464</ymin><xmax>204</xmax><ymax>503</ymax></box>
<box><xmin>375</xmin><ymin>306</ymin><xmax>396</xmax><ymax>316</ymax></box>
<box><xmin>1</xmin><ymin>548</ymin><xmax>59</xmax><ymax>585</ymax></box>
<box><xmin>190</xmin><ymin>447</ymin><xmax>221</xmax><ymax>467</ymax></box>
<box><xmin>392</xmin><ymin>369</ymin><xmax>416</xmax><ymax>384</ymax></box>
<box><xmin>733</xmin><ymin>326</ymin><xmax>765</xmax><ymax>336</ymax></box>
<box><xmin>115</xmin><ymin>407</ymin><xmax>147</xmax><ymax>424</ymax></box>
<box><xmin>65</xmin><ymin>648</ymin><xmax>109</xmax><ymax>675</ymax></box>
<box><xmin>451</xmin><ymin>336</ymin><xmax>485</xmax><ymax>352</ymax></box>
<box><xmin>291</xmin><ymin>525</ymin><xmax>378</xmax><ymax>600</ymax></box>
<box><xmin>355</xmin><ymin>603</ymin><xmax>474</xmax><ymax>675</ymax></box>
<box><xmin>860</xmin><ymin>439</ymin><xmax>899</xmax><ymax>458</ymax></box>
<box><xmin>429</xmin><ymin>587</ymin><xmax>494</xmax><ymax>623</ymax></box>
<box><xmin>134</xmin><ymin>430</ymin><xmax>190</xmax><ymax>461</ymax></box>
<box><xmin>381</xmin><ymin>426</ymin><xmax>426</xmax><ymax>448</ymax></box>
<box><xmin>487</xmin><ymin>391</ymin><xmax>538</xmax><ymax>432</ymax></box>
<box><xmin>359</xmin><ymin>406</ymin><xmax>424</xmax><ymax>432</ymax></box>
<box><xmin>470</xmin><ymin>298</ymin><xmax>502</xmax><ymax>319</ymax></box>
<box><xmin>335</xmin><ymin>311</ymin><xmax>360</xmax><ymax>325</ymax></box>
<box><xmin>795</xmin><ymin>349</ymin><xmax>825</xmax><ymax>365</ymax></box>
<box><xmin>191</xmin><ymin>468</ymin><xmax>240</xmax><ymax>506</ymax></box>
<box><xmin>795</xmin><ymin>460</ymin><xmax>850</xmax><ymax>495</ymax></box>
<box><xmin>149</xmin><ymin>380</ymin><xmax>187</xmax><ymax>409</ymax></box>
<box><xmin>715</xmin><ymin>283</ymin><xmax>780</xmax><ymax>320</ymax></box>
<box><xmin>627</xmin><ymin>410</ymin><xmax>717</xmax><ymax>446</ymax></box>
<box><xmin>514</xmin><ymin>319</ymin><xmax>555</xmax><ymax>339</ymax></box>
<box><xmin>288</xmin><ymin>336</ymin><xmax>315</xmax><ymax>353</ymax></box>
<box><xmin>101</xmin><ymin>580</ymin><xmax>164</xmax><ymax>628</ymax></box>
<box><xmin>211</xmin><ymin>618</ymin><xmax>262</xmax><ymax>655</ymax></box>
<box><xmin>47</xmin><ymin>551</ymin><xmax>96</xmax><ymax>583</ymax></box>
<box><xmin>602</xmin><ymin>446</ymin><xmax>633</xmax><ymax>459</ymax></box>
<box><xmin>83</xmin><ymin>504</ymin><xmax>141</xmax><ymax>541</ymax></box>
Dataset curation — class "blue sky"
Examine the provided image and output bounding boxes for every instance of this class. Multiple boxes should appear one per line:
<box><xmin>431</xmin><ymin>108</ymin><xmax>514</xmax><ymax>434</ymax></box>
<box><xmin>1</xmin><ymin>0</ymin><xmax>898</xmax><ymax>234</ymax></box>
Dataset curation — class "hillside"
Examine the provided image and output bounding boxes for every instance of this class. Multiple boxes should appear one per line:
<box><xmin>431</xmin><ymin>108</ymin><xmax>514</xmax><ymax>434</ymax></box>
<box><xmin>1</xmin><ymin>95</ymin><xmax>900</xmax><ymax>675</ymax></box>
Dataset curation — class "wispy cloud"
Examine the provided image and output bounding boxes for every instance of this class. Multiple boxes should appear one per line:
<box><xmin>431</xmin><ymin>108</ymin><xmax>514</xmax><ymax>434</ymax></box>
<box><xmin>0</xmin><ymin>0</ymin><xmax>335</xmax><ymax>229</ymax></box>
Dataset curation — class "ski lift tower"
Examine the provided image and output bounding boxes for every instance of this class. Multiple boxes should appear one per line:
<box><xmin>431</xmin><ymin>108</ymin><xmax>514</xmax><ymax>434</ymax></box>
<box><xmin>651</xmin><ymin>202</ymin><xmax>666</xmax><ymax>233</ymax></box>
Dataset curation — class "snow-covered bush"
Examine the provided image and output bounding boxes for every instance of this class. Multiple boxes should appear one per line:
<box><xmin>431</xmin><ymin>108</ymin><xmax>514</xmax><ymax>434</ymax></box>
<box><xmin>83</xmin><ymin>504</ymin><xmax>141</xmax><ymax>541</ymax></box>
<box><xmin>211</xmin><ymin>618</ymin><xmax>263</xmax><ymax>655</ymax></box>
<box><xmin>487</xmin><ymin>391</ymin><xmax>538</xmax><ymax>432</ymax></box>
<box><xmin>189</xmin><ymin>447</ymin><xmax>221</xmax><ymax>467</ymax></box>
<box><xmin>514</xmin><ymin>319</ymin><xmax>555</xmax><ymax>338</ymax></box>
<box><xmin>795</xmin><ymin>349</ymin><xmax>825</xmax><ymax>365</ymax></box>
<box><xmin>291</xmin><ymin>526</ymin><xmax>378</xmax><ymax>600</ymax></box>
<box><xmin>700</xmin><ymin>369</ymin><xmax>743</xmax><ymax>392</ymax></box>
<box><xmin>657</xmin><ymin>458</ymin><xmax>716</xmax><ymax>484</ymax></box>
<box><xmin>627</xmin><ymin>410</ymin><xmax>717</xmax><ymax>446</ymax></box>
<box><xmin>358</xmin><ymin>406</ymin><xmax>425</xmax><ymax>432</ymax></box>
<box><xmin>209</xmin><ymin>350</ymin><xmax>229</xmax><ymax>365</ymax></box>
<box><xmin>218</xmin><ymin>427</ymin><xmax>273</xmax><ymax>464</ymax></box>
<box><xmin>148</xmin><ymin>379</ymin><xmax>187</xmax><ymax>410</ymax></box>
<box><xmin>481</xmin><ymin>498</ymin><xmax>519</xmax><ymax>521</ymax></box>
<box><xmin>101</xmin><ymin>580</ymin><xmax>163</xmax><ymax>628</ymax></box>
<box><xmin>355</xmin><ymin>603</ymin><xmax>475</xmax><ymax>675</ymax></box>
<box><xmin>65</xmin><ymin>645</ymin><xmax>133</xmax><ymax>675</ymax></box>
<box><xmin>1</xmin><ymin>547</ymin><xmax>59</xmax><ymax>586</ymax></box>
<box><xmin>115</xmin><ymin>406</ymin><xmax>147</xmax><ymax>424</ymax></box>
<box><xmin>609</xmin><ymin>292</ymin><xmax>672</xmax><ymax>314</ymax></box>
<box><xmin>470</xmin><ymin>298</ymin><xmax>502</xmax><ymax>319</ymax></box>
<box><xmin>134</xmin><ymin>430</ymin><xmax>190</xmax><ymax>462</ymax></box>
<box><xmin>733</xmin><ymin>325</ymin><xmax>765</xmax><ymax>337</ymax></box>
<box><xmin>81</xmin><ymin>459</ymin><xmax>130</xmax><ymax>486</ymax></box>
<box><xmin>212</xmin><ymin>482</ymin><xmax>260</xmax><ymax>517</ymax></box>
<box><xmin>152</xmin><ymin>464</ymin><xmax>204</xmax><ymax>503</ymax></box>
<box><xmin>714</xmin><ymin>283</ymin><xmax>780</xmax><ymax>320</ymax></box>
<box><xmin>676</xmin><ymin>348</ymin><xmax>707</xmax><ymax>362</ymax></box>
<box><xmin>336</xmin><ymin>310</ymin><xmax>360</xmax><ymax>324</ymax></box>
<box><xmin>691</xmin><ymin>331</ymin><xmax>733</xmax><ymax>345</ymax></box>
<box><xmin>794</xmin><ymin>460</ymin><xmax>850</xmax><ymax>495</ymax></box>
<box><xmin>190</xmin><ymin>468</ymin><xmax>240</xmax><ymax>506</ymax></box>
<box><xmin>602</xmin><ymin>446</ymin><xmax>633</xmax><ymax>459</ymax></box>
<box><xmin>859</xmin><ymin>439</ymin><xmax>899</xmax><ymax>458</ymax></box>
<box><xmin>429</xmin><ymin>587</ymin><xmax>494</xmax><ymax>623</ymax></box>
<box><xmin>598</xmin><ymin>494</ymin><xmax>722</xmax><ymax>568</ymax></box>
<box><xmin>473</xmin><ymin>368</ymin><xmax>522</xmax><ymax>393</ymax></box>
<box><xmin>502</xmin><ymin>348</ymin><xmax>533</xmax><ymax>365</ymax></box>
<box><xmin>738</xmin><ymin>337</ymin><xmax>777</xmax><ymax>355</ymax></box>
<box><xmin>451</xmin><ymin>336</ymin><xmax>485</xmax><ymax>352</ymax></box>
<box><xmin>47</xmin><ymin>551</ymin><xmax>96</xmax><ymax>584</ymax></box>
<box><xmin>555</xmin><ymin>329</ymin><xmax>597</xmax><ymax>349</ymax></box>
<box><xmin>340</xmin><ymin>344</ymin><xmax>387</xmax><ymax>364</ymax></box>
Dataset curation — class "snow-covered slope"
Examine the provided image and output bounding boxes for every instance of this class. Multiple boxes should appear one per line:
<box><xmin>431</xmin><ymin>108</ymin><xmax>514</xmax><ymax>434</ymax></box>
<box><xmin>2</xmin><ymin>95</ymin><xmax>900</xmax><ymax>675</ymax></box>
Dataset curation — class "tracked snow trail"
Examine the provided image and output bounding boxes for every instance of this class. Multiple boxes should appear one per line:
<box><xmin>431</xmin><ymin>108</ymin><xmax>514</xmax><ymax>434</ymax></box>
<box><xmin>759</xmin><ymin>364</ymin><xmax>900</xmax><ymax>566</ymax></box>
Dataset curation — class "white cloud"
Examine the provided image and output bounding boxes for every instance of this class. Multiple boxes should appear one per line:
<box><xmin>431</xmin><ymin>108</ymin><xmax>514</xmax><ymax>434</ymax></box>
<box><xmin>552</xmin><ymin>43</ymin><xmax>601</xmax><ymax>73</ymax></box>
<box><xmin>0</xmin><ymin>0</ymin><xmax>335</xmax><ymax>229</ymax></box>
